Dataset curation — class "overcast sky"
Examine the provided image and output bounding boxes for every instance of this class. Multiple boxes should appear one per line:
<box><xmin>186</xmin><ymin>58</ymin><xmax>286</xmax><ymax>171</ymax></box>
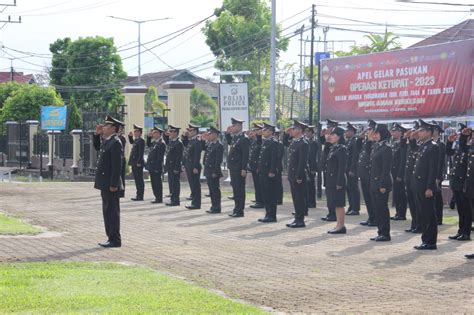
<box><xmin>0</xmin><ymin>0</ymin><xmax>471</xmax><ymax>83</ymax></box>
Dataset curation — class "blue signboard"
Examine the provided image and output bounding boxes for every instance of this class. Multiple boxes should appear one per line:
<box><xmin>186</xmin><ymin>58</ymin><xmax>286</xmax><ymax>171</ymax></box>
<box><xmin>144</xmin><ymin>116</ymin><xmax>154</xmax><ymax>129</ymax></box>
<box><xmin>315</xmin><ymin>52</ymin><xmax>331</xmax><ymax>64</ymax></box>
<box><xmin>41</xmin><ymin>106</ymin><xmax>68</xmax><ymax>130</ymax></box>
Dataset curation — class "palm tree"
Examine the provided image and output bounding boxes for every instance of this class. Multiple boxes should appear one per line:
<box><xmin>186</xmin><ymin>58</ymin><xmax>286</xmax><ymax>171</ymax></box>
<box><xmin>191</xmin><ymin>114</ymin><xmax>215</xmax><ymax>127</ymax></box>
<box><xmin>364</xmin><ymin>30</ymin><xmax>401</xmax><ymax>52</ymax></box>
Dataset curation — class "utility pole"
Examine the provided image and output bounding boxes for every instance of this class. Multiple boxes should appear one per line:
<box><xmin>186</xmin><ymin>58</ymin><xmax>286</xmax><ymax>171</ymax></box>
<box><xmin>296</xmin><ymin>24</ymin><xmax>305</xmax><ymax>122</ymax></box>
<box><xmin>9</xmin><ymin>58</ymin><xmax>13</xmax><ymax>82</ymax></box>
<box><xmin>290</xmin><ymin>72</ymin><xmax>295</xmax><ymax>119</ymax></box>
<box><xmin>107</xmin><ymin>16</ymin><xmax>171</xmax><ymax>84</ymax></box>
<box><xmin>269</xmin><ymin>0</ymin><xmax>277</xmax><ymax>124</ymax></box>
<box><xmin>308</xmin><ymin>4</ymin><xmax>316</xmax><ymax>125</ymax></box>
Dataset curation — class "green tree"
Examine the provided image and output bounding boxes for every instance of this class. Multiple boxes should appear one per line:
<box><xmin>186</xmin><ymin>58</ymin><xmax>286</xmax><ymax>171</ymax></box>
<box><xmin>0</xmin><ymin>82</ymin><xmax>22</xmax><ymax>109</ymax></box>
<box><xmin>191</xmin><ymin>114</ymin><xmax>215</xmax><ymax>127</ymax></box>
<box><xmin>0</xmin><ymin>85</ymin><xmax>63</xmax><ymax>124</ymax></box>
<box><xmin>145</xmin><ymin>86</ymin><xmax>166</xmax><ymax>114</ymax></box>
<box><xmin>335</xmin><ymin>30</ymin><xmax>401</xmax><ymax>57</ymax></box>
<box><xmin>203</xmin><ymin>0</ymin><xmax>289</xmax><ymax>117</ymax></box>
<box><xmin>67</xmin><ymin>96</ymin><xmax>82</xmax><ymax>131</ymax></box>
<box><xmin>190</xmin><ymin>88</ymin><xmax>217</xmax><ymax>120</ymax></box>
<box><xmin>49</xmin><ymin>36</ymin><xmax>127</xmax><ymax>112</ymax></box>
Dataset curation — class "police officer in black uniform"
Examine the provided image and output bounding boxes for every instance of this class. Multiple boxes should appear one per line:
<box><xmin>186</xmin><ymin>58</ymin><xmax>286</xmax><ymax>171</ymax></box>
<box><xmin>274</xmin><ymin>128</ymin><xmax>285</xmax><ymax>205</ymax></box>
<box><xmin>345</xmin><ymin>122</ymin><xmax>361</xmax><ymax>216</ymax></box>
<box><xmin>462</xmin><ymin>127</ymin><xmax>474</xmax><ymax>259</ymax></box>
<box><xmin>320</xmin><ymin>119</ymin><xmax>339</xmax><ymax>221</ymax></box>
<box><xmin>358</xmin><ymin>119</ymin><xmax>377</xmax><ymax>226</ymax></box>
<box><xmin>164</xmin><ymin>125</ymin><xmax>184</xmax><ymax>206</ymax></box>
<box><xmin>225</xmin><ymin>118</ymin><xmax>249</xmax><ymax>217</ymax></box>
<box><xmin>369</xmin><ymin>124</ymin><xmax>393</xmax><ymax>242</ymax></box>
<box><xmin>390</xmin><ymin>123</ymin><xmax>408</xmax><ymax>221</ymax></box>
<box><xmin>248</xmin><ymin>123</ymin><xmax>264</xmax><ymax>209</ymax></box>
<box><xmin>446</xmin><ymin>123</ymin><xmax>471</xmax><ymax>241</ymax></box>
<box><xmin>257</xmin><ymin>122</ymin><xmax>280</xmax><ymax>223</ymax></box>
<box><xmin>146</xmin><ymin>126</ymin><xmax>166</xmax><ymax>204</ymax></box>
<box><xmin>203</xmin><ymin>126</ymin><xmax>224</xmax><ymax>214</ymax></box>
<box><xmin>325</xmin><ymin>126</ymin><xmax>348</xmax><ymax>234</ymax></box>
<box><xmin>432</xmin><ymin>120</ymin><xmax>446</xmax><ymax>225</ymax></box>
<box><xmin>94</xmin><ymin>115</ymin><xmax>124</xmax><ymax>248</ymax></box>
<box><xmin>286</xmin><ymin>120</ymin><xmax>309</xmax><ymax>228</ymax></box>
<box><xmin>403</xmin><ymin>121</ymin><xmax>421</xmax><ymax>233</ymax></box>
<box><xmin>306</xmin><ymin>126</ymin><xmax>319</xmax><ymax>209</ymax></box>
<box><xmin>128</xmin><ymin>124</ymin><xmax>145</xmax><ymax>201</ymax></box>
<box><xmin>183</xmin><ymin>123</ymin><xmax>203</xmax><ymax>210</ymax></box>
<box><xmin>413</xmin><ymin>120</ymin><xmax>440</xmax><ymax>250</ymax></box>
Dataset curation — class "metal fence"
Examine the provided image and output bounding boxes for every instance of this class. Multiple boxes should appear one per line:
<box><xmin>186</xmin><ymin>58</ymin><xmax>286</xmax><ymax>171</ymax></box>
<box><xmin>6</xmin><ymin>121</ymin><xmax>29</xmax><ymax>167</ymax></box>
<box><xmin>54</xmin><ymin>133</ymin><xmax>73</xmax><ymax>159</ymax></box>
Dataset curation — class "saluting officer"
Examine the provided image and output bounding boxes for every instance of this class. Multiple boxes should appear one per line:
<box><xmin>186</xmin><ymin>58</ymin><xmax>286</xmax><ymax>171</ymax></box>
<box><xmin>225</xmin><ymin>118</ymin><xmax>250</xmax><ymax>217</ymax></box>
<box><xmin>164</xmin><ymin>125</ymin><xmax>184</xmax><ymax>207</ymax></box>
<box><xmin>305</xmin><ymin>126</ymin><xmax>319</xmax><ymax>209</ymax></box>
<box><xmin>320</xmin><ymin>119</ymin><xmax>339</xmax><ymax>222</ymax></box>
<box><xmin>403</xmin><ymin>121</ymin><xmax>421</xmax><ymax>233</ymax></box>
<box><xmin>203</xmin><ymin>126</ymin><xmax>224</xmax><ymax>214</ymax></box>
<box><xmin>431</xmin><ymin>120</ymin><xmax>446</xmax><ymax>225</ymax></box>
<box><xmin>369</xmin><ymin>124</ymin><xmax>393</xmax><ymax>242</ymax></box>
<box><xmin>462</xmin><ymin>127</ymin><xmax>474</xmax><ymax>259</ymax></box>
<box><xmin>128</xmin><ymin>124</ymin><xmax>145</xmax><ymax>201</ymax></box>
<box><xmin>94</xmin><ymin>115</ymin><xmax>124</xmax><ymax>248</ymax></box>
<box><xmin>248</xmin><ymin>123</ymin><xmax>264</xmax><ymax>209</ymax></box>
<box><xmin>412</xmin><ymin>120</ymin><xmax>440</xmax><ymax>250</ymax></box>
<box><xmin>274</xmin><ymin>128</ymin><xmax>285</xmax><ymax>205</ymax></box>
<box><xmin>345</xmin><ymin>122</ymin><xmax>361</xmax><ymax>216</ymax></box>
<box><xmin>286</xmin><ymin>120</ymin><xmax>309</xmax><ymax>228</ymax></box>
<box><xmin>357</xmin><ymin>119</ymin><xmax>377</xmax><ymax>226</ymax></box>
<box><xmin>183</xmin><ymin>123</ymin><xmax>203</xmax><ymax>210</ymax></box>
<box><xmin>390</xmin><ymin>123</ymin><xmax>408</xmax><ymax>221</ymax></box>
<box><xmin>325</xmin><ymin>126</ymin><xmax>348</xmax><ymax>234</ymax></box>
<box><xmin>257</xmin><ymin>123</ymin><xmax>280</xmax><ymax>223</ymax></box>
<box><xmin>146</xmin><ymin>126</ymin><xmax>166</xmax><ymax>204</ymax></box>
<box><xmin>446</xmin><ymin>123</ymin><xmax>471</xmax><ymax>241</ymax></box>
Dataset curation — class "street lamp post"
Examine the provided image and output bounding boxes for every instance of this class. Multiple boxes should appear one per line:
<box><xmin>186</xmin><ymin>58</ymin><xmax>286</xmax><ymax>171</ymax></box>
<box><xmin>107</xmin><ymin>16</ymin><xmax>171</xmax><ymax>84</ymax></box>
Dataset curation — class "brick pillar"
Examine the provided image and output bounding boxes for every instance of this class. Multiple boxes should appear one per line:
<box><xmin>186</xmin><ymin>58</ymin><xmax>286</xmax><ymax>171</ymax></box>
<box><xmin>164</xmin><ymin>81</ymin><xmax>194</xmax><ymax>131</ymax></box>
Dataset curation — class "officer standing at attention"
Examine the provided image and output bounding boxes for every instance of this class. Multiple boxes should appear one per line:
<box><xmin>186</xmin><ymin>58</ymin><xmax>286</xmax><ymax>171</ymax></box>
<box><xmin>446</xmin><ymin>123</ymin><xmax>471</xmax><ymax>241</ymax></box>
<box><xmin>164</xmin><ymin>125</ymin><xmax>184</xmax><ymax>207</ymax></box>
<box><xmin>345</xmin><ymin>122</ymin><xmax>361</xmax><ymax>216</ymax></box>
<box><xmin>95</xmin><ymin>115</ymin><xmax>124</xmax><ymax>248</ymax></box>
<box><xmin>412</xmin><ymin>120</ymin><xmax>440</xmax><ymax>250</ymax></box>
<box><xmin>403</xmin><ymin>121</ymin><xmax>421</xmax><ymax>233</ymax></box>
<box><xmin>257</xmin><ymin>122</ymin><xmax>280</xmax><ymax>223</ymax></box>
<box><xmin>183</xmin><ymin>123</ymin><xmax>203</xmax><ymax>210</ymax></box>
<box><xmin>305</xmin><ymin>126</ymin><xmax>319</xmax><ymax>209</ymax></box>
<box><xmin>248</xmin><ymin>123</ymin><xmax>264</xmax><ymax>209</ymax></box>
<box><xmin>274</xmin><ymin>128</ymin><xmax>285</xmax><ymax>205</ymax></box>
<box><xmin>368</xmin><ymin>124</ymin><xmax>393</xmax><ymax>242</ymax></box>
<box><xmin>203</xmin><ymin>126</ymin><xmax>224</xmax><ymax>214</ymax></box>
<box><xmin>286</xmin><ymin>120</ymin><xmax>309</xmax><ymax>228</ymax></box>
<box><xmin>128</xmin><ymin>124</ymin><xmax>145</xmax><ymax>201</ymax></box>
<box><xmin>432</xmin><ymin>120</ymin><xmax>446</xmax><ymax>225</ymax></box>
<box><xmin>390</xmin><ymin>123</ymin><xmax>408</xmax><ymax>221</ymax></box>
<box><xmin>358</xmin><ymin>119</ymin><xmax>377</xmax><ymax>226</ymax></box>
<box><xmin>320</xmin><ymin>119</ymin><xmax>339</xmax><ymax>222</ymax></box>
<box><xmin>225</xmin><ymin>118</ymin><xmax>249</xmax><ymax>217</ymax></box>
<box><xmin>146</xmin><ymin>126</ymin><xmax>166</xmax><ymax>204</ymax></box>
<box><xmin>462</xmin><ymin>127</ymin><xmax>474</xmax><ymax>259</ymax></box>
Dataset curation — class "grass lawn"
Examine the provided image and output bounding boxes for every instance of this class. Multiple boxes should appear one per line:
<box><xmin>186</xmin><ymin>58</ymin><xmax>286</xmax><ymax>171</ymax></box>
<box><xmin>0</xmin><ymin>262</ymin><xmax>267</xmax><ymax>314</ymax></box>
<box><xmin>0</xmin><ymin>213</ymin><xmax>41</xmax><ymax>235</ymax></box>
<box><xmin>443</xmin><ymin>214</ymin><xmax>459</xmax><ymax>225</ymax></box>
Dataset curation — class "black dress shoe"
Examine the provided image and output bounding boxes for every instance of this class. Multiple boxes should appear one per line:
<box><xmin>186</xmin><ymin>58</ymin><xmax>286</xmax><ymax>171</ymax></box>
<box><xmin>205</xmin><ymin>194</ymin><xmax>211</xmax><ymax>197</ymax></box>
<box><xmin>411</xmin><ymin>228</ymin><xmax>422</xmax><ymax>234</ymax></box>
<box><xmin>370</xmin><ymin>235</ymin><xmax>380</xmax><ymax>241</ymax></box>
<box><xmin>259</xmin><ymin>217</ymin><xmax>277</xmax><ymax>223</ymax></box>
<box><xmin>393</xmin><ymin>216</ymin><xmax>406</xmax><ymax>221</ymax></box>
<box><xmin>448</xmin><ymin>233</ymin><xmax>461</xmax><ymax>240</ymax></box>
<box><xmin>228</xmin><ymin>196</ymin><xmax>234</xmax><ymax>200</ymax></box>
<box><xmin>321</xmin><ymin>216</ymin><xmax>328</xmax><ymax>221</ymax></box>
<box><xmin>325</xmin><ymin>216</ymin><xmax>337</xmax><ymax>222</ymax></box>
<box><xmin>360</xmin><ymin>221</ymin><xmax>369</xmax><ymax>226</ymax></box>
<box><xmin>465</xmin><ymin>253</ymin><xmax>474</xmax><ymax>259</ymax></box>
<box><xmin>456</xmin><ymin>234</ymin><xmax>471</xmax><ymax>241</ymax></box>
<box><xmin>367</xmin><ymin>221</ymin><xmax>377</xmax><ymax>227</ymax></box>
<box><xmin>131</xmin><ymin>197</ymin><xmax>143</xmax><ymax>201</ymax></box>
<box><xmin>98</xmin><ymin>241</ymin><xmax>121</xmax><ymax>248</ymax></box>
<box><xmin>404</xmin><ymin>228</ymin><xmax>414</xmax><ymax>233</ymax></box>
<box><xmin>375</xmin><ymin>235</ymin><xmax>391</xmax><ymax>242</ymax></box>
<box><xmin>328</xmin><ymin>226</ymin><xmax>347</xmax><ymax>234</ymax></box>
<box><xmin>151</xmin><ymin>200</ymin><xmax>162</xmax><ymax>204</ymax></box>
<box><xmin>250</xmin><ymin>203</ymin><xmax>264</xmax><ymax>209</ymax></box>
<box><xmin>286</xmin><ymin>221</ymin><xmax>305</xmax><ymax>228</ymax></box>
<box><xmin>346</xmin><ymin>210</ymin><xmax>360</xmax><ymax>216</ymax></box>
<box><xmin>186</xmin><ymin>197</ymin><xmax>193</xmax><ymax>201</ymax></box>
<box><xmin>345</xmin><ymin>209</ymin><xmax>352</xmax><ymax>215</ymax></box>
<box><xmin>414</xmin><ymin>243</ymin><xmax>437</xmax><ymax>250</ymax></box>
<box><xmin>229</xmin><ymin>212</ymin><xmax>244</xmax><ymax>217</ymax></box>
<box><xmin>390</xmin><ymin>215</ymin><xmax>397</xmax><ymax>220</ymax></box>
<box><xmin>185</xmin><ymin>205</ymin><xmax>200</xmax><ymax>210</ymax></box>
<box><xmin>206</xmin><ymin>209</ymin><xmax>221</xmax><ymax>214</ymax></box>
<box><xmin>165</xmin><ymin>202</ymin><xmax>180</xmax><ymax>206</ymax></box>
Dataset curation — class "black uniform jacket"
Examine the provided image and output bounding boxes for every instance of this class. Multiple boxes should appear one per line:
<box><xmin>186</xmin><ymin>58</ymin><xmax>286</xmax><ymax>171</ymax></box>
<box><xmin>370</xmin><ymin>140</ymin><xmax>393</xmax><ymax>192</ymax></box>
<box><xmin>94</xmin><ymin>135</ymin><xmax>123</xmax><ymax>191</ymax></box>
<box><xmin>325</xmin><ymin>144</ymin><xmax>347</xmax><ymax>189</ymax></box>
<box><xmin>146</xmin><ymin>137</ymin><xmax>166</xmax><ymax>173</ymax></box>
<box><xmin>288</xmin><ymin>137</ymin><xmax>309</xmax><ymax>182</ymax></box>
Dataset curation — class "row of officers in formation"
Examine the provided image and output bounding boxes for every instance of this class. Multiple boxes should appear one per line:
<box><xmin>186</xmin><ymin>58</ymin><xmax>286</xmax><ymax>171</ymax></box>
<box><xmin>92</xmin><ymin>115</ymin><xmax>473</xmax><ymax>259</ymax></box>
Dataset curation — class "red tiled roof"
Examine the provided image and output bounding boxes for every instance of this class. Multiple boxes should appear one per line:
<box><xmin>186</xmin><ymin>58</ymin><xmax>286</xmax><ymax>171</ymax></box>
<box><xmin>410</xmin><ymin>19</ymin><xmax>474</xmax><ymax>48</ymax></box>
<box><xmin>0</xmin><ymin>72</ymin><xmax>35</xmax><ymax>84</ymax></box>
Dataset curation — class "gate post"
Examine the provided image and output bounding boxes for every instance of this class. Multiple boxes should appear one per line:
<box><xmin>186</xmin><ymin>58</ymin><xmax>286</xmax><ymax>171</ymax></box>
<box><xmin>122</xmin><ymin>86</ymin><xmax>147</xmax><ymax>159</ymax></box>
<box><xmin>164</xmin><ymin>81</ymin><xmax>194</xmax><ymax>131</ymax></box>
<box><xmin>70</xmin><ymin>129</ymin><xmax>82</xmax><ymax>175</ymax></box>
<box><xmin>26</xmin><ymin>120</ymin><xmax>39</xmax><ymax>168</ymax></box>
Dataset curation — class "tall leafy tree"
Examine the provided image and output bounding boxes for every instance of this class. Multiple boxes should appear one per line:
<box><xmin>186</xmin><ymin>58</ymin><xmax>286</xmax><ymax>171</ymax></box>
<box><xmin>49</xmin><ymin>36</ymin><xmax>127</xmax><ymax>112</ymax></box>
<box><xmin>145</xmin><ymin>86</ymin><xmax>166</xmax><ymax>114</ymax></box>
<box><xmin>190</xmin><ymin>88</ymin><xmax>217</xmax><ymax>119</ymax></box>
<box><xmin>335</xmin><ymin>30</ymin><xmax>401</xmax><ymax>57</ymax></box>
<box><xmin>203</xmin><ymin>0</ymin><xmax>289</xmax><ymax>117</ymax></box>
<box><xmin>67</xmin><ymin>96</ymin><xmax>82</xmax><ymax>131</ymax></box>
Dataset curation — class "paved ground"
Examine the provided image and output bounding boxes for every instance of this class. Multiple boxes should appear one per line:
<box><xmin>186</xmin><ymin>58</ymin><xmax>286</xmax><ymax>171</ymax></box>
<box><xmin>0</xmin><ymin>180</ymin><xmax>473</xmax><ymax>314</ymax></box>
